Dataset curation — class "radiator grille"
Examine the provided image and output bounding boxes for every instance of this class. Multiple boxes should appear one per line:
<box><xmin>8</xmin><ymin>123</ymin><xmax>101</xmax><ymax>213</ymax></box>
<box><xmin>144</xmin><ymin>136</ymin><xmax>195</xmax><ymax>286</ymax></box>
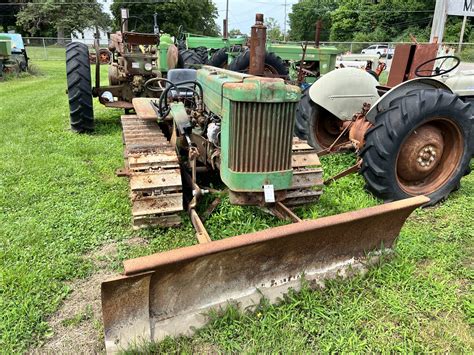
<box><xmin>229</xmin><ymin>101</ymin><xmax>296</xmax><ymax>173</ymax></box>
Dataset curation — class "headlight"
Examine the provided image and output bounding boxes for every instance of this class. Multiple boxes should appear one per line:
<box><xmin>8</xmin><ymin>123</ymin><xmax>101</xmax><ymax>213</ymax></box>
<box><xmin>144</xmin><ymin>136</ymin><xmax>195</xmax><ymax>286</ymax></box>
<box><xmin>144</xmin><ymin>63</ymin><xmax>153</xmax><ymax>71</ymax></box>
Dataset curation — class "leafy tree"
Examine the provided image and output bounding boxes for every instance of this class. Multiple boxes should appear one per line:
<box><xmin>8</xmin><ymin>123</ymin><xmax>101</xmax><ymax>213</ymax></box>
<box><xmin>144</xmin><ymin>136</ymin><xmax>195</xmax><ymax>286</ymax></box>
<box><xmin>0</xmin><ymin>0</ymin><xmax>28</xmax><ymax>33</ymax></box>
<box><xmin>228</xmin><ymin>28</ymin><xmax>244</xmax><ymax>37</ymax></box>
<box><xmin>288</xmin><ymin>0</ymin><xmax>337</xmax><ymax>41</ymax></box>
<box><xmin>265</xmin><ymin>17</ymin><xmax>284</xmax><ymax>42</ymax></box>
<box><xmin>288</xmin><ymin>0</ymin><xmax>446</xmax><ymax>43</ymax></box>
<box><xmin>16</xmin><ymin>0</ymin><xmax>111</xmax><ymax>42</ymax></box>
<box><xmin>110</xmin><ymin>0</ymin><xmax>219</xmax><ymax>37</ymax></box>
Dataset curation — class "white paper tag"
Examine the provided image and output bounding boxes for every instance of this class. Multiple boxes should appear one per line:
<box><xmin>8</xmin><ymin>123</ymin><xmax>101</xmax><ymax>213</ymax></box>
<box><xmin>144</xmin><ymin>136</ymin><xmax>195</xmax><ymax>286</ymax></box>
<box><xmin>132</xmin><ymin>62</ymin><xmax>140</xmax><ymax>69</ymax></box>
<box><xmin>263</xmin><ymin>184</ymin><xmax>275</xmax><ymax>203</ymax></box>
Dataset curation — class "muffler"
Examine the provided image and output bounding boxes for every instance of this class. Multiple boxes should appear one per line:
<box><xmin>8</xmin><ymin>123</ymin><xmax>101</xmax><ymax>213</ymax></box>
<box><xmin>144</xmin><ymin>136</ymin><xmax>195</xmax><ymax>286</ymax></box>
<box><xmin>101</xmin><ymin>196</ymin><xmax>428</xmax><ymax>353</ymax></box>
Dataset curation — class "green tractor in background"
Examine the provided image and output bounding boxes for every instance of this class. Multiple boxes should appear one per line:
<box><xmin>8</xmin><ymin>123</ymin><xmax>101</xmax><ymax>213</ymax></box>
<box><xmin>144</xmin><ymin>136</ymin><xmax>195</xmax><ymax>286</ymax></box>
<box><xmin>175</xmin><ymin>16</ymin><xmax>339</xmax><ymax>83</ymax></box>
<box><xmin>0</xmin><ymin>33</ymin><xmax>28</xmax><ymax>78</ymax></box>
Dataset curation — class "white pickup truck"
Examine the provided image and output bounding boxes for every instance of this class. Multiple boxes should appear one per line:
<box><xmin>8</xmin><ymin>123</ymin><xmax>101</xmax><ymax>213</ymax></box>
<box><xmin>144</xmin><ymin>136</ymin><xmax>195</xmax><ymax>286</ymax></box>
<box><xmin>361</xmin><ymin>44</ymin><xmax>394</xmax><ymax>58</ymax></box>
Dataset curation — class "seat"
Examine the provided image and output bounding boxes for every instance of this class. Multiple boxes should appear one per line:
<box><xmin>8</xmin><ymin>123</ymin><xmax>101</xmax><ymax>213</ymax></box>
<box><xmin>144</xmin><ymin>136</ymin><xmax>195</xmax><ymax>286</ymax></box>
<box><xmin>167</xmin><ymin>69</ymin><xmax>197</xmax><ymax>83</ymax></box>
<box><xmin>167</xmin><ymin>69</ymin><xmax>198</xmax><ymax>97</ymax></box>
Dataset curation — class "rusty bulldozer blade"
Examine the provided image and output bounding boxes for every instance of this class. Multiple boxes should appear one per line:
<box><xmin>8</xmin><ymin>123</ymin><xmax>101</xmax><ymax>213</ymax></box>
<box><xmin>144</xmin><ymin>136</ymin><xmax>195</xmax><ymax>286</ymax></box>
<box><xmin>101</xmin><ymin>196</ymin><xmax>428</xmax><ymax>353</ymax></box>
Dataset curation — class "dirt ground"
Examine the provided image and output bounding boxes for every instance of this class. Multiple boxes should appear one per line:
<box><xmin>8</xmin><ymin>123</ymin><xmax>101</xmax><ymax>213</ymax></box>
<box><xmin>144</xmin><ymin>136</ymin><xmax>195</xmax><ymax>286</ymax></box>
<box><xmin>30</xmin><ymin>243</ymin><xmax>121</xmax><ymax>354</ymax></box>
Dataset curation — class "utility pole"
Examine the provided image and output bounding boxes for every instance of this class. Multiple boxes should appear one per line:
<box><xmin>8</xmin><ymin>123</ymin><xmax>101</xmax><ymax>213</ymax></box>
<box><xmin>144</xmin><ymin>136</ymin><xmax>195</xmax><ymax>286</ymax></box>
<box><xmin>430</xmin><ymin>0</ymin><xmax>447</xmax><ymax>43</ymax></box>
<box><xmin>283</xmin><ymin>0</ymin><xmax>287</xmax><ymax>41</ymax></box>
<box><xmin>458</xmin><ymin>15</ymin><xmax>467</xmax><ymax>53</ymax></box>
<box><xmin>226</xmin><ymin>0</ymin><xmax>229</xmax><ymax>31</ymax></box>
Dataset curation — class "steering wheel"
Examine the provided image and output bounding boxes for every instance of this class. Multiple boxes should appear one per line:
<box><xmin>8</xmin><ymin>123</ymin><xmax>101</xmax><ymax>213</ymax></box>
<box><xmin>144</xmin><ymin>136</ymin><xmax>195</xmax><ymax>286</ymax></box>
<box><xmin>144</xmin><ymin>77</ymin><xmax>169</xmax><ymax>93</ymax></box>
<box><xmin>152</xmin><ymin>80</ymin><xmax>203</xmax><ymax>119</ymax></box>
<box><xmin>415</xmin><ymin>55</ymin><xmax>460</xmax><ymax>77</ymax></box>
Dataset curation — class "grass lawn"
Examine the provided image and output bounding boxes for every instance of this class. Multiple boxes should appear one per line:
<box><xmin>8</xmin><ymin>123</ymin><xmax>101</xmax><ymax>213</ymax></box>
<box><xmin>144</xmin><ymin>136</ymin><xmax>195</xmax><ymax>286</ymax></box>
<box><xmin>0</xmin><ymin>60</ymin><xmax>473</xmax><ymax>353</ymax></box>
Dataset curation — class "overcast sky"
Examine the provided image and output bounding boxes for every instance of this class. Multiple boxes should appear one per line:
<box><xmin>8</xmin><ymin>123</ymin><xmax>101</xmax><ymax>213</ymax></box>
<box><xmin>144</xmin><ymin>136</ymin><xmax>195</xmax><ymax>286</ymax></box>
<box><xmin>213</xmin><ymin>0</ymin><xmax>299</xmax><ymax>35</ymax></box>
<box><xmin>102</xmin><ymin>0</ymin><xmax>299</xmax><ymax>35</ymax></box>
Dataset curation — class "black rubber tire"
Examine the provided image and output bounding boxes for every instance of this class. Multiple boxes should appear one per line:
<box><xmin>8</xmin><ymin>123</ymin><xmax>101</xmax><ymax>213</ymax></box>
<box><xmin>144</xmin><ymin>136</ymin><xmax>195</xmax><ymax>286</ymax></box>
<box><xmin>210</xmin><ymin>47</ymin><xmax>228</xmax><ymax>67</ymax></box>
<box><xmin>209</xmin><ymin>45</ymin><xmax>242</xmax><ymax>68</ymax></box>
<box><xmin>178</xmin><ymin>49</ymin><xmax>203</xmax><ymax>68</ymax></box>
<box><xmin>193</xmin><ymin>46</ymin><xmax>209</xmax><ymax>65</ymax></box>
<box><xmin>228</xmin><ymin>50</ymin><xmax>288</xmax><ymax>77</ymax></box>
<box><xmin>66</xmin><ymin>42</ymin><xmax>94</xmax><ymax>133</ymax></box>
<box><xmin>360</xmin><ymin>89</ymin><xmax>473</xmax><ymax>206</ymax></box>
<box><xmin>295</xmin><ymin>87</ymin><xmax>345</xmax><ymax>152</ymax></box>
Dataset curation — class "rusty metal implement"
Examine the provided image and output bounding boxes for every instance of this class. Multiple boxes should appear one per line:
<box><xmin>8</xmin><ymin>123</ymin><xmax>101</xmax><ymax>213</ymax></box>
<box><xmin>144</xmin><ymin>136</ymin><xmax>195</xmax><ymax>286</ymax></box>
<box><xmin>101</xmin><ymin>195</ymin><xmax>428</xmax><ymax>353</ymax></box>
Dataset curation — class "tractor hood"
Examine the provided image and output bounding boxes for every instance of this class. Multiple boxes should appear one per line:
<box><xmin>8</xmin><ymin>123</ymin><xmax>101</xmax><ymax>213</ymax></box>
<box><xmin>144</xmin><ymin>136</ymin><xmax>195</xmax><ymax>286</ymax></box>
<box><xmin>441</xmin><ymin>70</ymin><xmax>474</xmax><ymax>97</ymax></box>
<box><xmin>309</xmin><ymin>67</ymin><xmax>379</xmax><ymax>121</ymax></box>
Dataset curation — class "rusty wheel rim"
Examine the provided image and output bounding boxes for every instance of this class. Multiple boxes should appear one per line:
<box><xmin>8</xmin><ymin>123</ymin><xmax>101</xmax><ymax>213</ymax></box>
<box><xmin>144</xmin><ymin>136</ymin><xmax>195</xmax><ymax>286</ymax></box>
<box><xmin>263</xmin><ymin>64</ymin><xmax>280</xmax><ymax>77</ymax></box>
<box><xmin>313</xmin><ymin>112</ymin><xmax>347</xmax><ymax>149</ymax></box>
<box><xmin>99</xmin><ymin>52</ymin><xmax>110</xmax><ymax>64</ymax></box>
<box><xmin>396</xmin><ymin>118</ymin><xmax>464</xmax><ymax>195</ymax></box>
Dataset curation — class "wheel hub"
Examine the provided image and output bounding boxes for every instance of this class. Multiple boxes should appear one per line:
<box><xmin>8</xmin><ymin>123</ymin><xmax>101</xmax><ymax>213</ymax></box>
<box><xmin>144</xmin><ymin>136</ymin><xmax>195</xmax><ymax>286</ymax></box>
<box><xmin>397</xmin><ymin>124</ymin><xmax>444</xmax><ymax>181</ymax></box>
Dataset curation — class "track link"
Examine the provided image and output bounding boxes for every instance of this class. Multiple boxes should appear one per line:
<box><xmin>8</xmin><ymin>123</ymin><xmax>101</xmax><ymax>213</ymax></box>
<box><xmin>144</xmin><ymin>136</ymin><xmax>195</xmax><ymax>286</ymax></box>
<box><xmin>285</xmin><ymin>138</ymin><xmax>324</xmax><ymax>206</ymax></box>
<box><xmin>121</xmin><ymin>114</ymin><xmax>183</xmax><ymax>229</ymax></box>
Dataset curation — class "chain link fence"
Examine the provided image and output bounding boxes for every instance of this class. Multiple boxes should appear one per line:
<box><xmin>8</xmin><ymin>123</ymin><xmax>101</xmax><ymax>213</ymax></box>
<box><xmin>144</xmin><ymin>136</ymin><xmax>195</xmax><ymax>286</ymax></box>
<box><xmin>24</xmin><ymin>37</ymin><xmax>107</xmax><ymax>61</ymax></box>
<box><xmin>23</xmin><ymin>37</ymin><xmax>474</xmax><ymax>64</ymax></box>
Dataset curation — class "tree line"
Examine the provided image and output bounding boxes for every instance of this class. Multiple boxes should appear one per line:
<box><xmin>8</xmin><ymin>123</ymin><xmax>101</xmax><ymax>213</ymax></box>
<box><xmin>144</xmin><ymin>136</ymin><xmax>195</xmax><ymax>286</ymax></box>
<box><xmin>0</xmin><ymin>0</ymin><xmax>472</xmax><ymax>44</ymax></box>
<box><xmin>0</xmin><ymin>0</ymin><xmax>218</xmax><ymax>39</ymax></box>
<box><xmin>288</xmin><ymin>0</ymin><xmax>473</xmax><ymax>43</ymax></box>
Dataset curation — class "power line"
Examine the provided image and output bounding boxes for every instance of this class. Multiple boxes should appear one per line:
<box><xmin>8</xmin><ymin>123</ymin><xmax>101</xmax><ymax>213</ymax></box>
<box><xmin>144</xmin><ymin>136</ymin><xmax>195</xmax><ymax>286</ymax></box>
<box><xmin>0</xmin><ymin>1</ymin><xmax>166</xmax><ymax>4</ymax></box>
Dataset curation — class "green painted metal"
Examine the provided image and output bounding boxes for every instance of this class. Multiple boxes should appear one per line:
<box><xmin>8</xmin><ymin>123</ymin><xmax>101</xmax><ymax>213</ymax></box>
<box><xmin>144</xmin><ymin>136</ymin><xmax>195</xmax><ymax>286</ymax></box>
<box><xmin>196</xmin><ymin>66</ymin><xmax>300</xmax><ymax>192</ymax></box>
<box><xmin>0</xmin><ymin>40</ymin><xmax>11</xmax><ymax>57</ymax></box>
<box><xmin>267</xmin><ymin>43</ymin><xmax>338</xmax><ymax>75</ymax></box>
<box><xmin>158</xmin><ymin>33</ymin><xmax>173</xmax><ymax>72</ymax></box>
<box><xmin>0</xmin><ymin>35</ymin><xmax>12</xmax><ymax>58</ymax></box>
<box><xmin>185</xmin><ymin>34</ymin><xmax>246</xmax><ymax>50</ymax></box>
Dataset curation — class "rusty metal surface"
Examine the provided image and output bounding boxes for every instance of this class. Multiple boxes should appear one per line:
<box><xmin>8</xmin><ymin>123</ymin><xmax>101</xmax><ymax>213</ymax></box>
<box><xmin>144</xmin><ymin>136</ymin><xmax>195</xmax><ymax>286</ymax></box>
<box><xmin>130</xmin><ymin>170</ymin><xmax>182</xmax><ymax>191</ymax></box>
<box><xmin>286</xmin><ymin>138</ymin><xmax>323</xmax><ymax>205</ymax></box>
<box><xmin>314</xmin><ymin>108</ymin><xmax>349</xmax><ymax>150</ymax></box>
<box><xmin>121</xmin><ymin>114</ymin><xmax>184</xmax><ymax>229</ymax></box>
<box><xmin>122</xmin><ymin>31</ymin><xmax>160</xmax><ymax>46</ymax></box>
<box><xmin>348</xmin><ymin>107</ymin><xmax>373</xmax><ymax>150</ymax></box>
<box><xmin>387</xmin><ymin>44</ymin><xmax>413</xmax><ymax>86</ymax></box>
<box><xmin>166</xmin><ymin>44</ymin><xmax>179</xmax><ymax>70</ymax></box>
<box><xmin>132</xmin><ymin>193</ymin><xmax>183</xmax><ymax>216</ymax></box>
<box><xmin>229</xmin><ymin>101</ymin><xmax>296</xmax><ymax>173</ymax></box>
<box><xmin>190</xmin><ymin>209</ymin><xmax>212</xmax><ymax>244</ymax></box>
<box><xmin>396</xmin><ymin>118</ymin><xmax>463</xmax><ymax>195</ymax></box>
<box><xmin>387</xmin><ymin>44</ymin><xmax>438</xmax><ymax>86</ymax></box>
<box><xmin>104</xmin><ymin>101</ymin><xmax>134</xmax><ymax>109</ymax></box>
<box><xmin>101</xmin><ymin>196</ymin><xmax>429</xmax><ymax>353</ymax></box>
<box><xmin>249</xmin><ymin>14</ymin><xmax>266</xmax><ymax>76</ymax></box>
<box><xmin>408</xmin><ymin>44</ymin><xmax>438</xmax><ymax>80</ymax></box>
<box><xmin>324</xmin><ymin>161</ymin><xmax>361</xmax><ymax>186</ymax></box>
<box><xmin>132</xmin><ymin>98</ymin><xmax>159</xmax><ymax>120</ymax></box>
<box><xmin>269</xmin><ymin>201</ymin><xmax>302</xmax><ymax>222</ymax></box>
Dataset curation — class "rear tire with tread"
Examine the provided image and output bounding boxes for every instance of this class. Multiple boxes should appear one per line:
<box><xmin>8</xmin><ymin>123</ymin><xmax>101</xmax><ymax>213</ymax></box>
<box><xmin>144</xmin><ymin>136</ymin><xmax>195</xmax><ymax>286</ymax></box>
<box><xmin>66</xmin><ymin>42</ymin><xmax>94</xmax><ymax>132</ymax></box>
<box><xmin>360</xmin><ymin>89</ymin><xmax>473</xmax><ymax>206</ymax></box>
<box><xmin>209</xmin><ymin>45</ymin><xmax>242</xmax><ymax>68</ymax></box>
<box><xmin>178</xmin><ymin>49</ymin><xmax>203</xmax><ymax>68</ymax></box>
<box><xmin>193</xmin><ymin>46</ymin><xmax>209</xmax><ymax>65</ymax></box>
<box><xmin>228</xmin><ymin>50</ymin><xmax>288</xmax><ymax>77</ymax></box>
<box><xmin>295</xmin><ymin>87</ymin><xmax>347</xmax><ymax>152</ymax></box>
